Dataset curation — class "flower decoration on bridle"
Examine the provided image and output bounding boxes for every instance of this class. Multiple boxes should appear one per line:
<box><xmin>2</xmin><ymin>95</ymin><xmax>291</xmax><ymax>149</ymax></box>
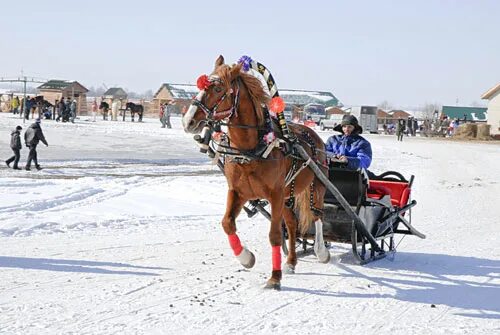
<box><xmin>238</xmin><ymin>55</ymin><xmax>253</xmax><ymax>72</ymax></box>
<box><xmin>197</xmin><ymin>74</ymin><xmax>212</xmax><ymax>91</ymax></box>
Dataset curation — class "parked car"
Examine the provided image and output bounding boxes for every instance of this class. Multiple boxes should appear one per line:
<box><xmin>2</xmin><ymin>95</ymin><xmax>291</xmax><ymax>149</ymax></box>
<box><xmin>319</xmin><ymin>114</ymin><xmax>344</xmax><ymax>130</ymax></box>
<box><xmin>303</xmin><ymin>103</ymin><xmax>326</xmax><ymax>124</ymax></box>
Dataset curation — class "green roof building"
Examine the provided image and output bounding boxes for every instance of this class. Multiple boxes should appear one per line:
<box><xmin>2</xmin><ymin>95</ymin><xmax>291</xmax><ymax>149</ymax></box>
<box><xmin>441</xmin><ymin>106</ymin><xmax>487</xmax><ymax>121</ymax></box>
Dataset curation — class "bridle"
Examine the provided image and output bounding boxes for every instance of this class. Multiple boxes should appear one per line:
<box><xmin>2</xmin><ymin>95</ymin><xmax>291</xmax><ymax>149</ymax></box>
<box><xmin>191</xmin><ymin>76</ymin><xmax>241</xmax><ymax>122</ymax></box>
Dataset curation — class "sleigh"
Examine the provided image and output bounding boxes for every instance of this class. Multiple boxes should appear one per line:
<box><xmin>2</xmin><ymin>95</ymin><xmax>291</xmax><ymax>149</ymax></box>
<box><xmin>280</xmin><ymin>161</ymin><xmax>426</xmax><ymax>264</ymax></box>
<box><xmin>184</xmin><ymin>55</ymin><xmax>426</xmax><ymax>289</ymax></box>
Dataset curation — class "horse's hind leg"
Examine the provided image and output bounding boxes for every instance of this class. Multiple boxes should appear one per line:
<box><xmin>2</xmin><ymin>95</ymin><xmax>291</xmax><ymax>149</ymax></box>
<box><xmin>311</xmin><ymin>179</ymin><xmax>330</xmax><ymax>263</ymax></box>
<box><xmin>222</xmin><ymin>190</ymin><xmax>255</xmax><ymax>269</ymax></box>
<box><xmin>282</xmin><ymin>207</ymin><xmax>298</xmax><ymax>274</ymax></box>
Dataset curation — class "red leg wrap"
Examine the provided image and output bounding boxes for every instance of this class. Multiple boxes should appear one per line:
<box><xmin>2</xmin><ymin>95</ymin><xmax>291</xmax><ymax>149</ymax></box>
<box><xmin>228</xmin><ymin>234</ymin><xmax>243</xmax><ymax>256</ymax></box>
<box><xmin>272</xmin><ymin>245</ymin><xmax>281</xmax><ymax>271</ymax></box>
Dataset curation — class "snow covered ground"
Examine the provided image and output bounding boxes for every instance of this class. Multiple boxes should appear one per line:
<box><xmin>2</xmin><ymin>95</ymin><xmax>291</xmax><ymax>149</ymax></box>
<box><xmin>0</xmin><ymin>113</ymin><xmax>499</xmax><ymax>334</ymax></box>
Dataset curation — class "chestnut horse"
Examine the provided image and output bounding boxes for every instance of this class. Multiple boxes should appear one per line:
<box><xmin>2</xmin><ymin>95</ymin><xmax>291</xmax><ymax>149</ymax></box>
<box><xmin>182</xmin><ymin>56</ymin><xmax>330</xmax><ymax>289</ymax></box>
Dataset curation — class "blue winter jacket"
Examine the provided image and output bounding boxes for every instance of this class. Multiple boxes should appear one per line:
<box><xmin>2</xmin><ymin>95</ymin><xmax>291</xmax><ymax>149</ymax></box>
<box><xmin>325</xmin><ymin>134</ymin><xmax>372</xmax><ymax>170</ymax></box>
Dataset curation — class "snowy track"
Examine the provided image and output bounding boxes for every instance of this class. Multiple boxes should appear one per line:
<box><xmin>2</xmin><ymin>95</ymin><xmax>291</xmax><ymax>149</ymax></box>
<box><xmin>0</xmin><ymin>114</ymin><xmax>499</xmax><ymax>334</ymax></box>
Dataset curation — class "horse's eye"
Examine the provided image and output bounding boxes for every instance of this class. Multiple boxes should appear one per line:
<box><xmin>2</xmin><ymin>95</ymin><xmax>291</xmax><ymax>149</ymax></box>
<box><xmin>214</xmin><ymin>86</ymin><xmax>223</xmax><ymax>93</ymax></box>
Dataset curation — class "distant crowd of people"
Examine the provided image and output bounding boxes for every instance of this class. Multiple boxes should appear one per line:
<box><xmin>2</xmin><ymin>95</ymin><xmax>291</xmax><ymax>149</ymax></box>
<box><xmin>55</xmin><ymin>97</ymin><xmax>78</xmax><ymax>123</ymax></box>
<box><xmin>4</xmin><ymin>95</ymin><xmax>188</xmax><ymax>128</ymax></box>
<box><xmin>382</xmin><ymin>115</ymin><xmax>465</xmax><ymax>141</ymax></box>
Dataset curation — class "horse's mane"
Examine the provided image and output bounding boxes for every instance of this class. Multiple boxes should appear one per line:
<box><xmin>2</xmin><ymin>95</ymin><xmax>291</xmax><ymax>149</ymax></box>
<box><xmin>217</xmin><ymin>65</ymin><xmax>270</xmax><ymax>126</ymax></box>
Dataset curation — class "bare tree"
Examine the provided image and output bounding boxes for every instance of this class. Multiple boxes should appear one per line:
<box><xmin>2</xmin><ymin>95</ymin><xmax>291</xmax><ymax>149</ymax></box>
<box><xmin>378</xmin><ymin>100</ymin><xmax>392</xmax><ymax>111</ymax></box>
<box><xmin>142</xmin><ymin>89</ymin><xmax>154</xmax><ymax>99</ymax></box>
<box><xmin>87</xmin><ymin>85</ymin><xmax>107</xmax><ymax>97</ymax></box>
<box><xmin>421</xmin><ymin>102</ymin><xmax>442</xmax><ymax>119</ymax></box>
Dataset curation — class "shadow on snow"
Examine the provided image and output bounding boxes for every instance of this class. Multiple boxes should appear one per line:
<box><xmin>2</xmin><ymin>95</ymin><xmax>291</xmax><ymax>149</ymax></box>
<box><xmin>286</xmin><ymin>252</ymin><xmax>500</xmax><ymax>319</ymax></box>
<box><xmin>0</xmin><ymin>256</ymin><xmax>170</xmax><ymax>276</ymax></box>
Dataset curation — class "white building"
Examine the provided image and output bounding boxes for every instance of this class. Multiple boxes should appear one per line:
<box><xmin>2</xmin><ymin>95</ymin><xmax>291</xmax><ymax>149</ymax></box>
<box><xmin>481</xmin><ymin>83</ymin><xmax>500</xmax><ymax>138</ymax></box>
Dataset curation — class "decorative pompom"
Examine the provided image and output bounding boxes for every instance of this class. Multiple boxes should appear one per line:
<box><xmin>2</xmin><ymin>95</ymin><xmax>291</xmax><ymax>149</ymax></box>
<box><xmin>238</xmin><ymin>55</ymin><xmax>253</xmax><ymax>72</ymax></box>
<box><xmin>269</xmin><ymin>96</ymin><xmax>285</xmax><ymax>113</ymax></box>
<box><xmin>263</xmin><ymin>131</ymin><xmax>275</xmax><ymax>144</ymax></box>
<box><xmin>197</xmin><ymin>74</ymin><xmax>211</xmax><ymax>91</ymax></box>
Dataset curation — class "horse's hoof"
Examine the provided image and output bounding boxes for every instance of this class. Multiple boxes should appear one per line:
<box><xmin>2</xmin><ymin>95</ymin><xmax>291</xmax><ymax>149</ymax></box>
<box><xmin>237</xmin><ymin>248</ymin><xmax>255</xmax><ymax>269</ymax></box>
<box><xmin>323</xmin><ymin>252</ymin><xmax>331</xmax><ymax>263</ymax></box>
<box><xmin>264</xmin><ymin>280</ymin><xmax>281</xmax><ymax>291</ymax></box>
<box><xmin>315</xmin><ymin>247</ymin><xmax>331</xmax><ymax>263</ymax></box>
<box><xmin>284</xmin><ymin>263</ymin><xmax>295</xmax><ymax>274</ymax></box>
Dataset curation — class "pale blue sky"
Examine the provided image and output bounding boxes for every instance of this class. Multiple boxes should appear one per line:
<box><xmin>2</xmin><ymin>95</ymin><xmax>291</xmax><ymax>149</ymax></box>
<box><xmin>2</xmin><ymin>0</ymin><xmax>499</xmax><ymax>108</ymax></box>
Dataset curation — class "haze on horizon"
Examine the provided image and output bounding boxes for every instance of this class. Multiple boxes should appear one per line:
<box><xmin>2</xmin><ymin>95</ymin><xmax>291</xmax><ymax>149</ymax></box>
<box><xmin>1</xmin><ymin>0</ymin><xmax>499</xmax><ymax>109</ymax></box>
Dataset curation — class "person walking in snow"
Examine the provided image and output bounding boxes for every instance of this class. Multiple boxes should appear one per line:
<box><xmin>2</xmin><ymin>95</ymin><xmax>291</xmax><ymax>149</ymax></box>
<box><xmin>160</xmin><ymin>100</ymin><xmax>174</xmax><ymax>128</ymax></box>
<box><xmin>70</xmin><ymin>99</ymin><xmax>77</xmax><ymax>123</ymax></box>
<box><xmin>24</xmin><ymin>119</ymin><xmax>48</xmax><ymax>171</ymax></box>
<box><xmin>396</xmin><ymin>118</ymin><xmax>405</xmax><ymax>141</ymax></box>
<box><xmin>5</xmin><ymin>125</ymin><xmax>23</xmax><ymax>170</ymax></box>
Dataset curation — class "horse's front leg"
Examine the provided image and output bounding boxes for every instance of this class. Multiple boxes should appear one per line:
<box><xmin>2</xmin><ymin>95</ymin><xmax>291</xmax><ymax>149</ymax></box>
<box><xmin>265</xmin><ymin>191</ymin><xmax>285</xmax><ymax>290</ymax></box>
<box><xmin>131</xmin><ymin>112</ymin><xmax>135</xmax><ymax>122</ymax></box>
<box><xmin>282</xmin><ymin>207</ymin><xmax>298</xmax><ymax>274</ymax></box>
<box><xmin>222</xmin><ymin>190</ymin><xmax>255</xmax><ymax>269</ymax></box>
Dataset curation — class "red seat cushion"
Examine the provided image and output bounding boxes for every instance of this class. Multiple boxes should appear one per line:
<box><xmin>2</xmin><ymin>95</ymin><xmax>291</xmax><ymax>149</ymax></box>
<box><xmin>368</xmin><ymin>180</ymin><xmax>411</xmax><ymax>207</ymax></box>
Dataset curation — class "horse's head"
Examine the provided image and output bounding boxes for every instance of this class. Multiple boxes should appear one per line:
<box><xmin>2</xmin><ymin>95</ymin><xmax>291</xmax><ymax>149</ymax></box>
<box><xmin>182</xmin><ymin>55</ymin><xmax>243</xmax><ymax>134</ymax></box>
<box><xmin>125</xmin><ymin>102</ymin><xmax>132</xmax><ymax>109</ymax></box>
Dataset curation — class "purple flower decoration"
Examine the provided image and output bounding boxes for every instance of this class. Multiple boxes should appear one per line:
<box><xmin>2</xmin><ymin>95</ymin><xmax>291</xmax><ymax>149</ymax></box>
<box><xmin>238</xmin><ymin>55</ymin><xmax>253</xmax><ymax>72</ymax></box>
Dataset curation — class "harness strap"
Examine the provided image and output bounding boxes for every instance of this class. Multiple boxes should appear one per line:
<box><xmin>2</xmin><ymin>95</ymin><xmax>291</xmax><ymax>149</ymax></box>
<box><xmin>285</xmin><ymin>158</ymin><xmax>311</xmax><ymax>187</ymax></box>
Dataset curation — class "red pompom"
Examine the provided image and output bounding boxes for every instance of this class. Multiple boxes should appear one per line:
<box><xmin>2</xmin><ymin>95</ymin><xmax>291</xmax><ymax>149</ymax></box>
<box><xmin>197</xmin><ymin>74</ymin><xmax>211</xmax><ymax>91</ymax></box>
<box><xmin>269</xmin><ymin>96</ymin><xmax>285</xmax><ymax>113</ymax></box>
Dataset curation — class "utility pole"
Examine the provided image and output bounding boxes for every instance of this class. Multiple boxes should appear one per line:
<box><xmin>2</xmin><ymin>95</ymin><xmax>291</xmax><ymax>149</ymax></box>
<box><xmin>0</xmin><ymin>75</ymin><xmax>47</xmax><ymax>123</ymax></box>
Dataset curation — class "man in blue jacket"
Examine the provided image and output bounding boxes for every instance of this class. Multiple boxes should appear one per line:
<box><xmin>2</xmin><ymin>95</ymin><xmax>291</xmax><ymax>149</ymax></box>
<box><xmin>325</xmin><ymin>115</ymin><xmax>372</xmax><ymax>170</ymax></box>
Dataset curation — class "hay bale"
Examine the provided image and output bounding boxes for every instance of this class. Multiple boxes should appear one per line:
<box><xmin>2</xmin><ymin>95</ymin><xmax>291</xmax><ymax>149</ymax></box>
<box><xmin>476</xmin><ymin>123</ymin><xmax>491</xmax><ymax>140</ymax></box>
<box><xmin>454</xmin><ymin>123</ymin><xmax>477</xmax><ymax>139</ymax></box>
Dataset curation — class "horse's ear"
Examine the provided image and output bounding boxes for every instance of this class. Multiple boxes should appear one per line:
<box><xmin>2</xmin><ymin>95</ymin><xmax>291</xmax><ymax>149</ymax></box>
<box><xmin>230</xmin><ymin>62</ymin><xmax>243</xmax><ymax>80</ymax></box>
<box><xmin>214</xmin><ymin>55</ymin><xmax>225</xmax><ymax>69</ymax></box>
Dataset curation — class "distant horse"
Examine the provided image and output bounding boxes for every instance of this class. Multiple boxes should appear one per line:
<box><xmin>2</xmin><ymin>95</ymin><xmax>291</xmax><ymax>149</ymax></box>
<box><xmin>182</xmin><ymin>55</ymin><xmax>330</xmax><ymax>290</ymax></box>
<box><xmin>99</xmin><ymin>101</ymin><xmax>110</xmax><ymax>120</ymax></box>
<box><xmin>125</xmin><ymin>102</ymin><xmax>144</xmax><ymax>122</ymax></box>
<box><xmin>27</xmin><ymin>96</ymin><xmax>53</xmax><ymax>119</ymax></box>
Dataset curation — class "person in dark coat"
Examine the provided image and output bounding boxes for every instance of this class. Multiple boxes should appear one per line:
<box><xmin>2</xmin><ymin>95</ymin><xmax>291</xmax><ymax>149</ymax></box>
<box><xmin>56</xmin><ymin>99</ymin><xmax>65</xmax><ymax>122</ymax></box>
<box><xmin>24</xmin><ymin>96</ymin><xmax>32</xmax><ymax>120</ymax></box>
<box><xmin>396</xmin><ymin>118</ymin><xmax>406</xmax><ymax>141</ymax></box>
<box><xmin>24</xmin><ymin>119</ymin><xmax>48</xmax><ymax>171</ymax></box>
<box><xmin>5</xmin><ymin>126</ymin><xmax>23</xmax><ymax>170</ymax></box>
<box><xmin>325</xmin><ymin>115</ymin><xmax>372</xmax><ymax>170</ymax></box>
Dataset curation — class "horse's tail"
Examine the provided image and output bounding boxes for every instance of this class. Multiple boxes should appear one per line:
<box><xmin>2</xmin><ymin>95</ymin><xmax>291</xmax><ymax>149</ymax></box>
<box><xmin>295</xmin><ymin>186</ymin><xmax>314</xmax><ymax>235</ymax></box>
